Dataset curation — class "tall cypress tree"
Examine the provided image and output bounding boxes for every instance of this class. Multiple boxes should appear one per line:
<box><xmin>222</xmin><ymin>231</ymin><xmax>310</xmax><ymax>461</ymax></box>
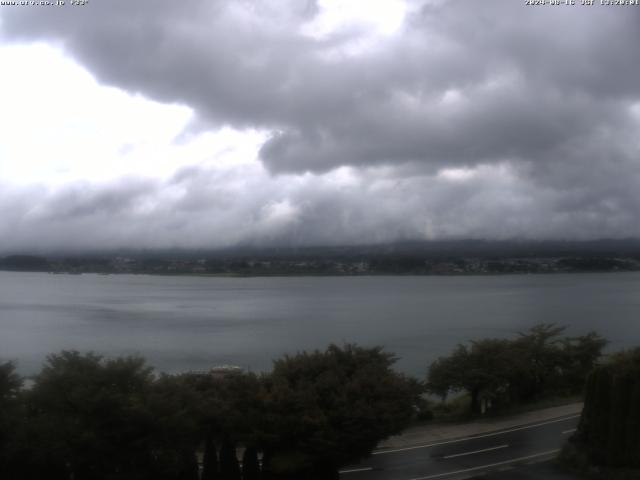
<box><xmin>260</xmin><ymin>450</ymin><xmax>273</xmax><ymax>480</ymax></box>
<box><xmin>575</xmin><ymin>348</ymin><xmax>640</xmax><ymax>469</ymax></box>
<box><xmin>241</xmin><ymin>446</ymin><xmax>260</xmax><ymax>480</ymax></box>
<box><xmin>219</xmin><ymin>438</ymin><xmax>241</xmax><ymax>480</ymax></box>
<box><xmin>179</xmin><ymin>451</ymin><xmax>200</xmax><ymax>480</ymax></box>
<box><xmin>202</xmin><ymin>436</ymin><xmax>219</xmax><ymax>480</ymax></box>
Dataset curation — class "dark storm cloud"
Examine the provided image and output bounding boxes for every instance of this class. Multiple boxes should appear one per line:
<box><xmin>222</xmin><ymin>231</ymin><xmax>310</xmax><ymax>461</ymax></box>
<box><xmin>2</xmin><ymin>0</ymin><xmax>640</xmax><ymax>247</ymax></box>
<box><xmin>2</xmin><ymin>0</ymin><xmax>639</xmax><ymax>173</ymax></box>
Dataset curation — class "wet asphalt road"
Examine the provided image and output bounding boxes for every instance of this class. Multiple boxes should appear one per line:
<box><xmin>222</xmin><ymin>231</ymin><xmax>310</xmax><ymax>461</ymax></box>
<box><xmin>339</xmin><ymin>415</ymin><xmax>580</xmax><ymax>480</ymax></box>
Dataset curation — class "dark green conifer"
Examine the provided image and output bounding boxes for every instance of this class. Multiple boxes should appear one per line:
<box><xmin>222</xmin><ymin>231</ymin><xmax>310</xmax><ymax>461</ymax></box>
<box><xmin>241</xmin><ymin>446</ymin><xmax>260</xmax><ymax>480</ymax></box>
<box><xmin>219</xmin><ymin>438</ymin><xmax>241</xmax><ymax>480</ymax></box>
<box><xmin>575</xmin><ymin>348</ymin><xmax>640</xmax><ymax>468</ymax></box>
<box><xmin>179</xmin><ymin>450</ymin><xmax>199</xmax><ymax>480</ymax></box>
<box><xmin>202</xmin><ymin>436</ymin><xmax>219</xmax><ymax>480</ymax></box>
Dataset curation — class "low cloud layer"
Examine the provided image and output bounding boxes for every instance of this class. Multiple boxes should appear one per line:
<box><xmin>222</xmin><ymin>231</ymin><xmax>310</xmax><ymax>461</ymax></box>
<box><xmin>1</xmin><ymin>0</ymin><xmax>640</xmax><ymax>250</ymax></box>
<box><xmin>2</xmin><ymin>160</ymin><xmax>639</xmax><ymax>252</ymax></box>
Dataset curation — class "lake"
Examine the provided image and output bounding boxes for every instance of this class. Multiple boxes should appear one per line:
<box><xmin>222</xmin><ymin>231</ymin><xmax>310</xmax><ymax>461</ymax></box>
<box><xmin>1</xmin><ymin>271</ymin><xmax>639</xmax><ymax>376</ymax></box>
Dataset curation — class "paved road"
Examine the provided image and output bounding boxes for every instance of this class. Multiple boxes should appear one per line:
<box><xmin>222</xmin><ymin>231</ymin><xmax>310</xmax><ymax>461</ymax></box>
<box><xmin>339</xmin><ymin>414</ymin><xmax>580</xmax><ymax>480</ymax></box>
<box><xmin>464</xmin><ymin>460</ymin><xmax>582</xmax><ymax>480</ymax></box>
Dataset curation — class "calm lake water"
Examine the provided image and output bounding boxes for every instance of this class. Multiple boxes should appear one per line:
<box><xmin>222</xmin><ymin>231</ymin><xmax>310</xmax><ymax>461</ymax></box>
<box><xmin>1</xmin><ymin>271</ymin><xmax>639</xmax><ymax>376</ymax></box>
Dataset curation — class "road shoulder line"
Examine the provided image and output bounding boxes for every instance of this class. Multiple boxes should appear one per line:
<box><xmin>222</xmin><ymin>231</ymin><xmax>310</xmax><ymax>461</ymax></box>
<box><xmin>442</xmin><ymin>444</ymin><xmax>509</xmax><ymax>460</ymax></box>
<box><xmin>409</xmin><ymin>449</ymin><xmax>561</xmax><ymax>480</ymax></box>
<box><xmin>339</xmin><ymin>467</ymin><xmax>373</xmax><ymax>474</ymax></box>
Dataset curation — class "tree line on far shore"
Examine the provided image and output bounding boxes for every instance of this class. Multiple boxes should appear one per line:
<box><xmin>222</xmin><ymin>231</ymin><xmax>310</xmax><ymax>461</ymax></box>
<box><xmin>0</xmin><ymin>325</ymin><xmax>609</xmax><ymax>480</ymax></box>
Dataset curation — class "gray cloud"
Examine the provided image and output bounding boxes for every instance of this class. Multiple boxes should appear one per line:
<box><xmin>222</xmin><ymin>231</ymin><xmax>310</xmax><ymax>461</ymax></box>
<box><xmin>2</xmin><ymin>158</ymin><xmax>640</xmax><ymax>252</ymax></box>
<box><xmin>1</xmin><ymin>0</ymin><xmax>640</xmax><ymax>247</ymax></box>
<box><xmin>3</xmin><ymin>1</ymin><xmax>638</xmax><ymax>171</ymax></box>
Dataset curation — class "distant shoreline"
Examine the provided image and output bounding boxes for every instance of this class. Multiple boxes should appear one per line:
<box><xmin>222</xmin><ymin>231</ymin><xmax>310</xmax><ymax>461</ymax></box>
<box><xmin>2</xmin><ymin>249</ymin><xmax>640</xmax><ymax>277</ymax></box>
<box><xmin>2</xmin><ymin>267</ymin><xmax>640</xmax><ymax>278</ymax></box>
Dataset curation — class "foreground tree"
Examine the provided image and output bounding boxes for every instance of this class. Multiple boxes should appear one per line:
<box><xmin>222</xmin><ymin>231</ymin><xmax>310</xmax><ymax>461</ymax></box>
<box><xmin>219</xmin><ymin>437</ymin><xmax>241</xmax><ymax>480</ymax></box>
<box><xmin>508</xmin><ymin>324</ymin><xmax>568</xmax><ymax>402</ymax></box>
<box><xmin>178</xmin><ymin>451</ymin><xmax>199</xmax><ymax>480</ymax></box>
<box><xmin>558</xmin><ymin>331</ymin><xmax>609</xmax><ymax>394</ymax></box>
<box><xmin>25</xmin><ymin>351</ymin><xmax>156</xmax><ymax>480</ymax></box>
<box><xmin>242</xmin><ymin>446</ymin><xmax>260</xmax><ymax>480</ymax></box>
<box><xmin>201</xmin><ymin>435</ymin><xmax>219</xmax><ymax>480</ymax></box>
<box><xmin>261</xmin><ymin>344</ymin><xmax>421</xmax><ymax>478</ymax></box>
<box><xmin>427</xmin><ymin>339</ymin><xmax>516</xmax><ymax>414</ymax></box>
<box><xmin>427</xmin><ymin>324</ymin><xmax>607</xmax><ymax>414</ymax></box>
<box><xmin>0</xmin><ymin>362</ymin><xmax>23</xmax><ymax>478</ymax></box>
<box><xmin>2</xmin><ymin>345</ymin><xmax>423</xmax><ymax>479</ymax></box>
<box><xmin>565</xmin><ymin>348</ymin><xmax>640</xmax><ymax>473</ymax></box>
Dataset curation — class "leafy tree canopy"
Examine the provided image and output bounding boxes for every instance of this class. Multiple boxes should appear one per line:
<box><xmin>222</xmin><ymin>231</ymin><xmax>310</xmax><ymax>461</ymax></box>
<box><xmin>262</xmin><ymin>344</ymin><xmax>421</xmax><ymax>474</ymax></box>
<box><xmin>26</xmin><ymin>351</ymin><xmax>156</xmax><ymax>480</ymax></box>
<box><xmin>427</xmin><ymin>324</ymin><xmax>607</xmax><ymax>414</ymax></box>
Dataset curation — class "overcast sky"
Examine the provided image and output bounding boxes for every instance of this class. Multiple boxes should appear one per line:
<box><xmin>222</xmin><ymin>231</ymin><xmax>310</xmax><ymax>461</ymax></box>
<box><xmin>0</xmin><ymin>0</ymin><xmax>639</xmax><ymax>252</ymax></box>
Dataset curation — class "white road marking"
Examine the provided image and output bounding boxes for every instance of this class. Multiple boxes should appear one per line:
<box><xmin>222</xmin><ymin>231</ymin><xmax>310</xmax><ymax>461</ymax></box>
<box><xmin>373</xmin><ymin>415</ymin><xmax>580</xmax><ymax>455</ymax></box>
<box><xmin>408</xmin><ymin>449</ymin><xmax>561</xmax><ymax>480</ymax></box>
<box><xmin>442</xmin><ymin>444</ymin><xmax>509</xmax><ymax>460</ymax></box>
<box><xmin>339</xmin><ymin>467</ymin><xmax>373</xmax><ymax>474</ymax></box>
<box><xmin>562</xmin><ymin>428</ymin><xmax>577</xmax><ymax>435</ymax></box>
